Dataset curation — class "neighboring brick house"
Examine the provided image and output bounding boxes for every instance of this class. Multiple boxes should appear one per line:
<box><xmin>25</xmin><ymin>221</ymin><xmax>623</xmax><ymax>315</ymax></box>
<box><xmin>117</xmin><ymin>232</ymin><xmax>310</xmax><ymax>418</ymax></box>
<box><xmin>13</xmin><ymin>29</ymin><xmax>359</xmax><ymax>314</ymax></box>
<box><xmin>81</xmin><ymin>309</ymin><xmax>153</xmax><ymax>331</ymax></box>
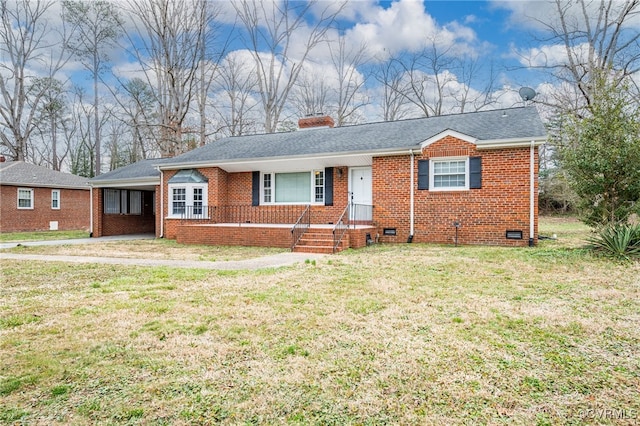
<box><xmin>0</xmin><ymin>160</ymin><xmax>90</xmax><ymax>233</ymax></box>
<box><xmin>90</xmin><ymin>107</ymin><xmax>547</xmax><ymax>252</ymax></box>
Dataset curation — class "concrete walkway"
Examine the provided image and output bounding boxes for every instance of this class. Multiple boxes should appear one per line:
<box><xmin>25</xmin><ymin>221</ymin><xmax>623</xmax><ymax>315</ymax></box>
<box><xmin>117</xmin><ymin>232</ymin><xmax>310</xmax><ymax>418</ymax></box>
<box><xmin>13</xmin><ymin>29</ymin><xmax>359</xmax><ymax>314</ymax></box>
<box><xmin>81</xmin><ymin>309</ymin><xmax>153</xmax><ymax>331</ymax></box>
<box><xmin>0</xmin><ymin>234</ymin><xmax>155</xmax><ymax>250</ymax></box>
<box><xmin>0</xmin><ymin>235</ymin><xmax>325</xmax><ymax>270</ymax></box>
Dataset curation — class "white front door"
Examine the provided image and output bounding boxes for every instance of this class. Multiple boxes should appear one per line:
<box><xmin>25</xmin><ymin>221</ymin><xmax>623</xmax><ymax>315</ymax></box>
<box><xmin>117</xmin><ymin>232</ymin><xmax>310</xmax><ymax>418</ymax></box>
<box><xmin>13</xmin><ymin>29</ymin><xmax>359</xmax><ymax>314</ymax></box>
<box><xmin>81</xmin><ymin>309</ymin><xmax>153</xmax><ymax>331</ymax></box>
<box><xmin>349</xmin><ymin>167</ymin><xmax>372</xmax><ymax>221</ymax></box>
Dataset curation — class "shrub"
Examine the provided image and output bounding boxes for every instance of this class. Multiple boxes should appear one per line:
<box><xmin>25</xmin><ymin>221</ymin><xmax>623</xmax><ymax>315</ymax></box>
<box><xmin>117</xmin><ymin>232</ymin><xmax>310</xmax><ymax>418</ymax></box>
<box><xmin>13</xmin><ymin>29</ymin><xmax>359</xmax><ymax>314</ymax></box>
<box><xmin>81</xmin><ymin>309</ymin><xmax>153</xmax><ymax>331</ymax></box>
<box><xmin>588</xmin><ymin>223</ymin><xmax>640</xmax><ymax>260</ymax></box>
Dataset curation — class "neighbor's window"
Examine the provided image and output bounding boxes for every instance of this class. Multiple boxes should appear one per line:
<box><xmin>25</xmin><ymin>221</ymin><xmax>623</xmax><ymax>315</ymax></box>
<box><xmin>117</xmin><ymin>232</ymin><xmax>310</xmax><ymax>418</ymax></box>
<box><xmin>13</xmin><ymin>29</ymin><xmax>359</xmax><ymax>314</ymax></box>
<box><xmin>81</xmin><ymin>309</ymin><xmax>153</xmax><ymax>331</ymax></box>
<box><xmin>262</xmin><ymin>170</ymin><xmax>324</xmax><ymax>204</ymax></box>
<box><xmin>51</xmin><ymin>189</ymin><xmax>60</xmax><ymax>209</ymax></box>
<box><xmin>431</xmin><ymin>158</ymin><xmax>468</xmax><ymax>191</ymax></box>
<box><xmin>17</xmin><ymin>188</ymin><xmax>34</xmax><ymax>209</ymax></box>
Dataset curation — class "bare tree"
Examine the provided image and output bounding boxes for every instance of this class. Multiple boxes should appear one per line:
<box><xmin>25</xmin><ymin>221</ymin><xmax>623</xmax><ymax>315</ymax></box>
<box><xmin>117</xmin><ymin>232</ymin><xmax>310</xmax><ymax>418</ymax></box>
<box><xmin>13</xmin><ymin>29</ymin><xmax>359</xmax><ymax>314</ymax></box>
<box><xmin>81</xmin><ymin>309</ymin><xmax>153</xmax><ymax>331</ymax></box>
<box><xmin>291</xmin><ymin>67</ymin><xmax>329</xmax><ymax>118</ymax></box>
<box><xmin>63</xmin><ymin>0</ymin><xmax>123</xmax><ymax>175</ymax></box>
<box><xmin>213</xmin><ymin>52</ymin><xmax>260</xmax><ymax>136</ymax></box>
<box><xmin>0</xmin><ymin>0</ymin><xmax>71</xmax><ymax>162</ymax></box>
<box><xmin>396</xmin><ymin>37</ymin><xmax>459</xmax><ymax>117</ymax></box>
<box><xmin>453</xmin><ymin>58</ymin><xmax>500</xmax><ymax>113</ymax></box>
<box><xmin>115</xmin><ymin>78</ymin><xmax>158</xmax><ymax>161</ymax></box>
<box><xmin>68</xmin><ymin>88</ymin><xmax>95</xmax><ymax>177</ymax></box>
<box><xmin>126</xmin><ymin>0</ymin><xmax>213</xmax><ymax>157</ymax></box>
<box><xmin>523</xmin><ymin>0</ymin><xmax>640</xmax><ymax>114</ymax></box>
<box><xmin>194</xmin><ymin>1</ymin><xmax>227</xmax><ymax>146</ymax></box>
<box><xmin>232</xmin><ymin>0</ymin><xmax>345</xmax><ymax>133</ymax></box>
<box><xmin>374</xmin><ymin>59</ymin><xmax>411</xmax><ymax>122</ymax></box>
<box><xmin>329</xmin><ymin>37</ymin><xmax>369</xmax><ymax>126</ymax></box>
<box><xmin>32</xmin><ymin>77</ymin><xmax>67</xmax><ymax>170</ymax></box>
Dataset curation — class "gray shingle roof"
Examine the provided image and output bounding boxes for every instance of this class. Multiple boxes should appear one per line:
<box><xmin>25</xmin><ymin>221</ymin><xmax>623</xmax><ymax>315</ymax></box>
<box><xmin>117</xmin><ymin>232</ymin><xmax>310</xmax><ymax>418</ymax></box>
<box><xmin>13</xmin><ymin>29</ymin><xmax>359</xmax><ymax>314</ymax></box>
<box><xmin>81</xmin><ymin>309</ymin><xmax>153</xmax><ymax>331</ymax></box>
<box><xmin>90</xmin><ymin>157</ymin><xmax>176</xmax><ymax>183</ymax></box>
<box><xmin>0</xmin><ymin>161</ymin><xmax>89</xmax><ymax>189</ymax></box>
<box><xmin>91</xmin><ymin>106</ymin><xmax>546</xmax><ymax>183</ymax></box>
<box><xmin>165</xmin><ymin>106</ymin><xmax>546</xmax><ymax>165</ymax></box>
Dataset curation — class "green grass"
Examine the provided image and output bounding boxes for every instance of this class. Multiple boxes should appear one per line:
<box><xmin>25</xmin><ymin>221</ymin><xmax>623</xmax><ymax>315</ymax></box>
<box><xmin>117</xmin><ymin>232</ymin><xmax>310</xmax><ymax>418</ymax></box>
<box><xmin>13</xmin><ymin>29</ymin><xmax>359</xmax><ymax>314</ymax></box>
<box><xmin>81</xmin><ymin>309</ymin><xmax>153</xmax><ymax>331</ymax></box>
<box><xmin>0</xmin><ymin>217</ymin><xmax>638</xmax><ymax>424</ymax></box>
<box><xmin>0</xmin><ymin>229</ymin><xmax>89</xmax><ymax>242</ymax></box>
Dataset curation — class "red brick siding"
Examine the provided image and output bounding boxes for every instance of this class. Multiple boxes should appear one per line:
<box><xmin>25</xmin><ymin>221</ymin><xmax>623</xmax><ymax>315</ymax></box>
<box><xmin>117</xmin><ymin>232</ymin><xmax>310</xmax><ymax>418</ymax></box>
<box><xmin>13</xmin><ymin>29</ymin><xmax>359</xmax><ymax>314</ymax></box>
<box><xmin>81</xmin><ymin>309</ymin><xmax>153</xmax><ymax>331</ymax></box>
<box><xmin>162</xmin><ymin>167</ymin><xmax>350</xmax><ymax>241</ymax></box>
<box><xmin>373</xmin><ymin>137</ymin><xmax>538</xmax><ymax>246</ymax></box>
<box><xmin>1</xmin><ymin>185</ymin><xmax>90</xmax><ymax>233</ymax></box>
<box><xmin>92</xmin><ymin>186</ymin><xmax>103</xmax><ymax>236</ymax></box>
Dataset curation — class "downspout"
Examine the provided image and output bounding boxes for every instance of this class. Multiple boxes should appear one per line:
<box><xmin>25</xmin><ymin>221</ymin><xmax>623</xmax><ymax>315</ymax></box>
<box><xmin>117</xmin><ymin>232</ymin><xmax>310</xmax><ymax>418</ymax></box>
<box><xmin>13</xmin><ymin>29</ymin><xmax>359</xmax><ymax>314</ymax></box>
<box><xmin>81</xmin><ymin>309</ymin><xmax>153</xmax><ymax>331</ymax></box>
<box><xmin>160</xmin><ymin>169</ymin><xmax>164</xmax><ymax>238</ymax></box>
<box><xmin>408</xmin><ymin>149</ymin><xmax>415</xmax><ymax>243</ymax></box>
<box><xmin>529</xmin><ymin>140</ymin><xmax>535</xmax><ymax>247</ymax></box>
<box><xmin>89</xmin><ymin>185</ymin><xmax>93</xmax><ymax>237</ymax></box>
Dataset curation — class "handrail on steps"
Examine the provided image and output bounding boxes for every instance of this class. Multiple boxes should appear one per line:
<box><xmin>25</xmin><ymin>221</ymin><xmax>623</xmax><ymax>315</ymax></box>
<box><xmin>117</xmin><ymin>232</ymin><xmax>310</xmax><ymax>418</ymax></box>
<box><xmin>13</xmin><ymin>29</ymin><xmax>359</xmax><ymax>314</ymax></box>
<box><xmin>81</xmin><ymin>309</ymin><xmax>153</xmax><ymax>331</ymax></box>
<box><xmin>290</xmin><ymin>205</ymin><xmax>311</xmax><ymax>251</ymax></box>
<box><xmin>331</xmin><ymin>203</ymin><xmax>350</xmax><ymax>253</ymax></box>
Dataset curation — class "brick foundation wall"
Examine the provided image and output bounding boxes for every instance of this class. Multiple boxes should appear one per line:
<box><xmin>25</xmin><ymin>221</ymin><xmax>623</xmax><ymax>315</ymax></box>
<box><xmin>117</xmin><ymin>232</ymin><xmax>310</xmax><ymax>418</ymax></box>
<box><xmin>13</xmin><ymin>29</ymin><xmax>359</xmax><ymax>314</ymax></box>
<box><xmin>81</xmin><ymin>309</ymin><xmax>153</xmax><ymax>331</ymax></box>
<box><xmin>1</xmin><ymin>185</ymin><xmax>90</xmax><ymax>233</ymax></box>
<box><xmin>373</xmin><ymin>137</ymin><xmax>538</xmax><ymax>247</ymax></box>
<box><xmin>348</xmin><ymin>227</ymin><xmax>377</xmax><ymax>249</ymax></box>
<box><xmin>176</xmin><ymin>224</ymin><xmax>293</xmax><ymax>248</ymax></box>
<box><xmin>175</xmin><ymin>224</ymin><xmax>376</xmax><ymax>250</ymax></box>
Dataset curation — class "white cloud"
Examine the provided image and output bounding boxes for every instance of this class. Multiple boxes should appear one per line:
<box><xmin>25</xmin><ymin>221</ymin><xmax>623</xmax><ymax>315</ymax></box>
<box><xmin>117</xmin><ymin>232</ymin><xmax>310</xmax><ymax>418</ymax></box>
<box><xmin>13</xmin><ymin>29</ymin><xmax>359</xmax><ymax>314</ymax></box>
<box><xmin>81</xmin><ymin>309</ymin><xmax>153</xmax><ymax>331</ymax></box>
<box><xmin>492</xmin><ymin>0</ymin><xmax>640</xmax><ymax>32</ymax></box>
<box><xmin>342</xmin><ymin>0</ymin><xmax>479</xmax><ymax>62</ymax></box>
<box><xmin>513</xmin><ymin>42</ymin><xmax>590</xmax><ymax>68</ymax></box>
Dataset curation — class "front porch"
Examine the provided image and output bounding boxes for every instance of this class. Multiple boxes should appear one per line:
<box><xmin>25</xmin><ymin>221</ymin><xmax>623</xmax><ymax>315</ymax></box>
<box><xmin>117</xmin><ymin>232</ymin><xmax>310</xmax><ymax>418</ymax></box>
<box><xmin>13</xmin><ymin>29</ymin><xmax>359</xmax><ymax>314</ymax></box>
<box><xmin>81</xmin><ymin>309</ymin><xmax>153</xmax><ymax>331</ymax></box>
<box><xmin>171</xmin><ymin>204</ymin><xmax>375</xmax><ymax>253</ymax></box>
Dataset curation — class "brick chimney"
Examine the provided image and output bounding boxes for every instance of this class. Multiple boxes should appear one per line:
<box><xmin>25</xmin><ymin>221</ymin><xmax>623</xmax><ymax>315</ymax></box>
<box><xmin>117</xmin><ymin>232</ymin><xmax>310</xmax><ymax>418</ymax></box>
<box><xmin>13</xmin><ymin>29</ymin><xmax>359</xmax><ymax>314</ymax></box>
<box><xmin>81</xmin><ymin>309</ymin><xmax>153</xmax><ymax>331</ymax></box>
<box><xmin>298</xmin><ymin>115</ymin><xmax>335</xmax><ymax>129</ymax></box>
<box><xmin>0</xmin><ymin>155</ymin><xmax>5</xmax><ymax>162</ymax></box>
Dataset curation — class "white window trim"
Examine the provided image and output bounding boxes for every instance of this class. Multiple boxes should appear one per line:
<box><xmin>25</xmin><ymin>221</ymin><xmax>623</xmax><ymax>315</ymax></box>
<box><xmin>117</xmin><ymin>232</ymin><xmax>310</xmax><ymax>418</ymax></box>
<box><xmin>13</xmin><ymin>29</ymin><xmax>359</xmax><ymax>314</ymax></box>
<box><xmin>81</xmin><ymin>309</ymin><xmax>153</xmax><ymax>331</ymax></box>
<box><xmin>167</xmin><ymin>183</ymin><xmax>208</xmax><ymax>218</ymax></box>
<box><xmin>51</xmin><ymin>189</ymin><xmax>60</xmax><ymax>210</ymax></box>
<box><xmin>429</xmin><ymin>156</ymin><xmax>469</xmax><ymax>192</ymax></box>
<box><xmin>260</xmin><ymin>170</ymin><xmax>325</xmax><ymax>205</ymax></box>
<box><xmin>17</xmin><ymin>188</ymin><xmax>34</xmax><ymax>210</ymax></box>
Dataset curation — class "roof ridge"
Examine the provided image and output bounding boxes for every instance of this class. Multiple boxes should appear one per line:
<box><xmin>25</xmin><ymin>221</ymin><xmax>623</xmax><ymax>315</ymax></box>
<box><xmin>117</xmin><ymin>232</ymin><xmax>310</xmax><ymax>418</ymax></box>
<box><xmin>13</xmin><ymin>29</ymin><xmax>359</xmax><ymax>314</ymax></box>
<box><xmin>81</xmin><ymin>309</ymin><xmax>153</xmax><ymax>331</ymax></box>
<box><xmin>0</xmin><ymin>161</ymin><xmax>20</xmax><ymax>172</ymax></box>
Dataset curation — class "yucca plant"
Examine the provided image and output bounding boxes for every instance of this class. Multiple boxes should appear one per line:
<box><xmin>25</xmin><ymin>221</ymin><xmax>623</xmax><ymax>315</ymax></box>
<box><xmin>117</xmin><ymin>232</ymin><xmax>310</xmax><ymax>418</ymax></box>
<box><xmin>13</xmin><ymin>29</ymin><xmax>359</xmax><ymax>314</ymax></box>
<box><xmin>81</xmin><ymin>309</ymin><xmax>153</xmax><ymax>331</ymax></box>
<box><xmin>588</xmin><ymin>223</ymin><xmax>640</xmax><ymax>260</ymax></box>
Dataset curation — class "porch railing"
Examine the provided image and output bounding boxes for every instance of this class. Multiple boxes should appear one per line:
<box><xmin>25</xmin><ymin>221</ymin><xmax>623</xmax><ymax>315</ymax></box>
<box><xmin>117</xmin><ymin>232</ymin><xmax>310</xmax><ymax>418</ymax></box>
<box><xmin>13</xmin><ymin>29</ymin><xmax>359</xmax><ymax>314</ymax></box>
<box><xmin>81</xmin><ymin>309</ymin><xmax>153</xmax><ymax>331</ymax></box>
<box><xmin>290</xmin><ymin>205</ymin><xmax>311</xmax><ymax>250</ymax></box>
<box><xmin>180</xmin><ymin>205</ymin><xmax>307</xmax><ymax>225</ymax></box>
<box><xmin>332</xmin><ymin>203</ymin><xmax>350</xmax><ymax>253</ymax></box>
<box><xmin>349</xmin><ymin>203</ymin><xmax>374</xmax><ymax>225</ymax></box>
<box><xmin>179</xmin><ymin>205</ymin><xmax>215</xmax><ymax>221</ymax></box>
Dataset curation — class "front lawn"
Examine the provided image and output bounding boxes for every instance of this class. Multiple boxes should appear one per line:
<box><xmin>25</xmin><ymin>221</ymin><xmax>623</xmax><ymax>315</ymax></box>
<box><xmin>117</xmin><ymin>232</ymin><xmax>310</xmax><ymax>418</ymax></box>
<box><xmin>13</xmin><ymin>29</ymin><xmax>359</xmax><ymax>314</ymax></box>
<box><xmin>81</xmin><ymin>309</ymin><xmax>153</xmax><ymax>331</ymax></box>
<box><xmin>0</xmin><ymin>230</ymin><xmax>89</xmax><ymax>242</ymax></box>
<box><xmin>0</xmin><ymin>217</ymin><xmax>638</xmax><ymax>425</ymax></box>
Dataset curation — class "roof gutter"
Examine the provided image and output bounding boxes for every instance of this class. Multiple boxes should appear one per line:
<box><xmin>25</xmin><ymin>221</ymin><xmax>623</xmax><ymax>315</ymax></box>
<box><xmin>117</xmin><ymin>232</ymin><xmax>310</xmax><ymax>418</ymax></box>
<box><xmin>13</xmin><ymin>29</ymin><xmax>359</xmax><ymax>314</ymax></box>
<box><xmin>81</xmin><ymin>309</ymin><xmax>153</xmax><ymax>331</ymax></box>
<box><xmin>88</xmin><ymin>177</ymin><xmax>160</xmax><ymax>188</ymax></box>
<box><xmin>409</xmin><ymin>149</ymin><xmax>415</xmax><ymax>243</ymax></box>
<box><xmin>89</xmin><ymin>185</ymin><xmax>94</xmax><ymax>237</ymax></box>
<box><xmin>529</xmin><ymin>140</ymin><xmax>536</xmax><ymax>247</ymax></box>
<box><xmin>159</xmin><ymin>169</ymin><xmax>164</xmax><ymax>238</ymax></box>
<box><xmin>476</xmin><ymin>136</ymin><xmax>546</xmax><ymax>150</ymax></box>
<box><xmin>0</xmin><ymin>182</ymin><xmax>90</xmax><ymax>190</ymax></box>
